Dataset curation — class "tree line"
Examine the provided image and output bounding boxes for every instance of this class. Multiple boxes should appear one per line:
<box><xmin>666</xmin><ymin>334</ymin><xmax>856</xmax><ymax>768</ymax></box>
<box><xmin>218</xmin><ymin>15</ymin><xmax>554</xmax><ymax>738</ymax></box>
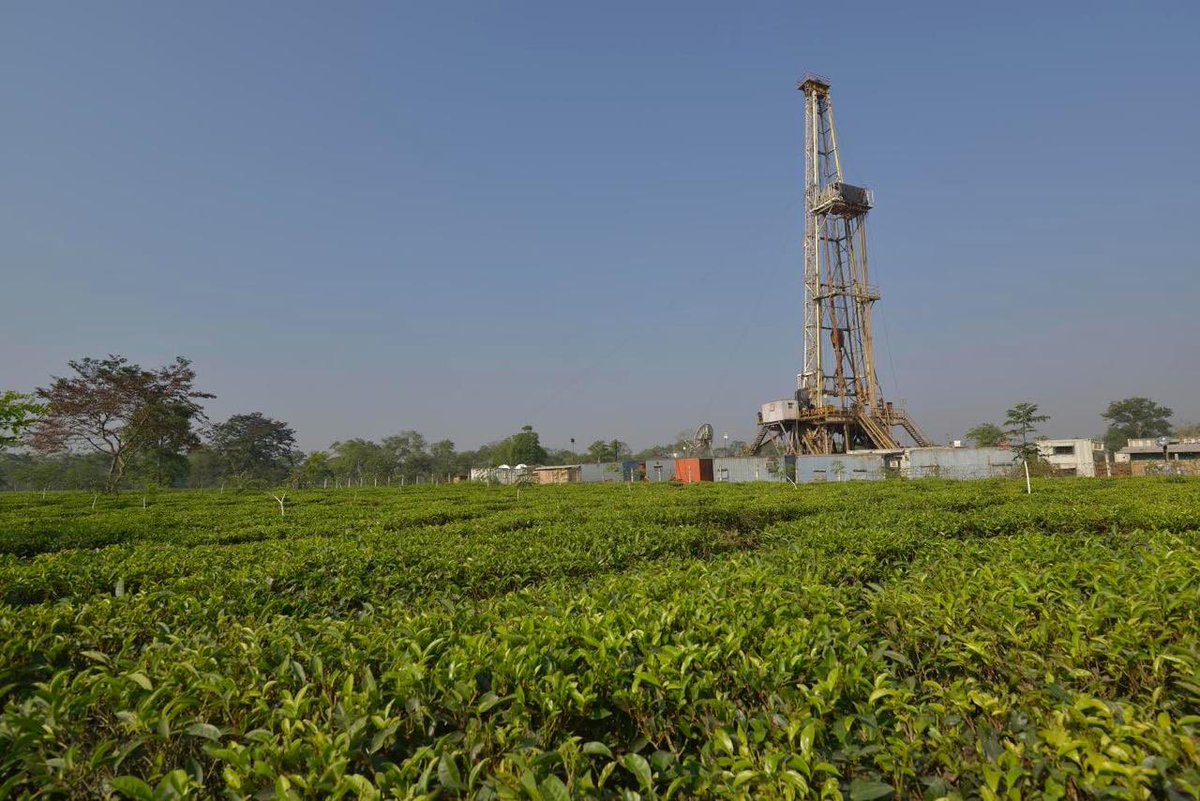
<box><xmin>4</xmin><ymin>356</ymin><xmax>1193</xmax><ymax>491</ymax></box>
<box><xmin>0</xmin><ymin>355</ymin><xmax>727</xmax><ymax>492</ymax></box>
<box><xmin>965</xmin><ymin>398</ymin><xmax>1197</xmax><ymax>453</ymax></box>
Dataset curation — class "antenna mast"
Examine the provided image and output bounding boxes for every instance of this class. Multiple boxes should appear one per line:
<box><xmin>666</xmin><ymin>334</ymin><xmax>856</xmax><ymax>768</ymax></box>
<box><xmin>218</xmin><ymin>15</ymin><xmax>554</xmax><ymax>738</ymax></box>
<box><xmin>751</xmin><ymin>75</ymin><xmax>931</xmax><ymax>455</ymax></box>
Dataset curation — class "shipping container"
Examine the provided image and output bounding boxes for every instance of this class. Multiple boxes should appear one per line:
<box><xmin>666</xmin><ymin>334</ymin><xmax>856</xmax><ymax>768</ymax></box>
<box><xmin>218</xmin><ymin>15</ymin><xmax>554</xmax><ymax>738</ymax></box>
<box><xmin>713</xmin><ymin>456</ymin><xmax>795</xmax><ymax>483</ymax></box>
<box><xmin>794</xmin><ymin>453</ymin><xmax>885</xmax><ymax>483</ymax></box>
<box><xmin>643</xmin><ymin>459</ymin><xmax>676</xmax><ymax>483</ymax></box>
<box><xmin>674</xmin><ymin>458</ymin><xmax>714</xmax><ymax>483</ymax></box>
<box><xmin>580</xmin><ymin>462</ymin><xmax>624</xmax><ymax>483</ymax></box>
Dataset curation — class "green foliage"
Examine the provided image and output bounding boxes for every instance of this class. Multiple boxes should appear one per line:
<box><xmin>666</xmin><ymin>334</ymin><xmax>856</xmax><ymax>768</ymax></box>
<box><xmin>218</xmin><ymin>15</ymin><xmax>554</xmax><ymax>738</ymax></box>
<box><xmin>965</xmin><ymin>422</ymin><xmax>1006</xmax><ymax>448</ymax></box>
<box><xmin>0</xmin><ymin>391</ymin><xmax>44</xmax><ymax>449</ymax></box>
<box><xmin>30</xmin><ymin>355</ymin><xmax>212</xmax><ymax>490</ymax></box>
<box><xmin>1005</xmin><ymin>402</ymin><xmax>1050</xmax><ymax>463</ymax></box>
<box><xmin>0</xmin><ymin>451</ymin><xmax>111</xmax><ymax>491</ymax></box>
<box><xmin>586</xmin><ymin>439</ymin><xmax>630</xmax><ymax>463</ymax></box>
<box><xmin>494</xmin><ymin>425</ymin><xmax>548</xmax><ymax>467</ymax></box>
<box><xmin>293</xmin><ymin>450</ymin><xmax>333</xmax><ymax>488</ymax></box>
<box><xmin>1101</xmin><ymin>396</ymin><xmax>1174</xmax><ymax>453</ymax></box>
<box><xmin>0</xmin><ymin>480</ymin><xmax>1198</xmax><ymax>797</ymax></box>
<box><xmin>206</xmin><ymin>412</ymin><xmax>298</xmax><ymax>483</ymax></box>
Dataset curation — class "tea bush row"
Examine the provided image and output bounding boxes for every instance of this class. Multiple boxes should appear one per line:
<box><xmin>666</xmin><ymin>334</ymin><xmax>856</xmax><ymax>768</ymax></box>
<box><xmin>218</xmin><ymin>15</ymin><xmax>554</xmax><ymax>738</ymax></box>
<box><xmin>1</xmin><ymin>479</ymin><xmax>1198</xmax><ymax>798</ymax></box>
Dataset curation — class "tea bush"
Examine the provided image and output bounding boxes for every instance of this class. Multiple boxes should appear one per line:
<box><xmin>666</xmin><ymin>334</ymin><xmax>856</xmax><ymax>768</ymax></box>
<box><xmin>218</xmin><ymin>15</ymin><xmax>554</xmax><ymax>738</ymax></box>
<box><xmin>0</xmin><ymin>479</ymin><xmax>1197</xmax><ymax>798</ymax></box>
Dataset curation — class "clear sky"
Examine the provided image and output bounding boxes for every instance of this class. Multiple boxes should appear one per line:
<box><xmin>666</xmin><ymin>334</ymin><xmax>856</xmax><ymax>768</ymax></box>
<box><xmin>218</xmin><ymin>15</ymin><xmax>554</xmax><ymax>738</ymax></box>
<box><xmin>3</xmin><ymin>2</ymin><xmax>1198</xmax><ymax>451</ymax></box>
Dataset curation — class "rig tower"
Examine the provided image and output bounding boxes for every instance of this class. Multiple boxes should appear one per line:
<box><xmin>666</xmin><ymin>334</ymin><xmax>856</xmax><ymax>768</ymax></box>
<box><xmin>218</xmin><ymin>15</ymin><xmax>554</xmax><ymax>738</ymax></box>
<box><xmin>751</xmin><ymin>75</ymin><xmax>930</xmax><ymax>455</ymax></box>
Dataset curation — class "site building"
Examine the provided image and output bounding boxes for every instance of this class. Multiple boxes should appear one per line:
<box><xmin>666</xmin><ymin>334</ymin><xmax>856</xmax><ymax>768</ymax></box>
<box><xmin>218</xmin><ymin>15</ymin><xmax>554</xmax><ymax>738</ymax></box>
<box><xmin>532</xmin><ymin>465</ymin><xmax>582</xmax><ymax>485</ymax></box>
<box><xmin>1117</xmin><ymin>438</ymin><xmax>1200</xmax><ymax>476</ymax></box>
<box><xmin>1035</xmin><ymin>439</ymin><xmax>1100</xmax><ymax>477</ymax></box>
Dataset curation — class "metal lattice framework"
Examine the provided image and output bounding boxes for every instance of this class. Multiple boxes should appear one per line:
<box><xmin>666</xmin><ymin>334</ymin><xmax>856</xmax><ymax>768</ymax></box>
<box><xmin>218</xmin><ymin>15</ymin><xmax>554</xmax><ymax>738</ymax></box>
<box><xmin>751</xmin><ymin>75</ymin><xmax>930</xmax><ymax>456</ymax></box>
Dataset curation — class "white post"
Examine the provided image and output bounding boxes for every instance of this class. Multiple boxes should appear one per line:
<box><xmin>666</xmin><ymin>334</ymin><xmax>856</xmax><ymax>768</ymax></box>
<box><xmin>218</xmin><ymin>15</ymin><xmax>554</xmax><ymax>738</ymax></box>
<box><xmin>1023</xmin><ymin>459</ymin><xmax>1032</xmax><ymax>495</ymax></box>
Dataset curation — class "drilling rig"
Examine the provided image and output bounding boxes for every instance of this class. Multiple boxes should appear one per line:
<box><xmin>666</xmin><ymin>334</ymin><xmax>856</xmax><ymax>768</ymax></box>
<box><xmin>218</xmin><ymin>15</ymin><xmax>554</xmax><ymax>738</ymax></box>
<box><xmin>750</xmin><ymin>75</ymin><xmax>931</xmax><ymax>456</ymax></box>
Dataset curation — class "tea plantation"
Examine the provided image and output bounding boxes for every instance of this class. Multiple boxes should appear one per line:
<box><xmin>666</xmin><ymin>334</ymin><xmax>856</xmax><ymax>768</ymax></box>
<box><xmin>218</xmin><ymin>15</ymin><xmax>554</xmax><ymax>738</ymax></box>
<box><xmin>1</xmin><ymin>479</ymin><xmax>1198</xmax><ymax>799</ymax></box>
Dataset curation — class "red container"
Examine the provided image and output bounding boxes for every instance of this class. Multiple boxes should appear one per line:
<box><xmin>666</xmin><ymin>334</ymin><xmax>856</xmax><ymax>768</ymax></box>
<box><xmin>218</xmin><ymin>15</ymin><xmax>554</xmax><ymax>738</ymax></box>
<box><xmin>674</xmin><ymin>458</ymin><xmax>714</xmax><ymax>483</ymax></box>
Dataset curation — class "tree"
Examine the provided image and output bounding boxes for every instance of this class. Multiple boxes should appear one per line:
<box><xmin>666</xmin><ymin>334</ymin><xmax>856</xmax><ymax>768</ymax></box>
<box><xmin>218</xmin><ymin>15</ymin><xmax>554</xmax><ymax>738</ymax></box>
<box><xmin>494</xmin><ymin>425</ymin><xmax>547</xmax><ymax>466</ymax></box>
<box><xmin>965</xmin><ymin>423</ymin><xmax>1006</xmax><ymax>448</ymax></box>
<box><xmin>1100</xmin><ymin>397</ymin><xmax>1173</xmax><ymax>453</ymax></box>
<box><xmin>126</xmin><ymin>399</ymin><xmax>202</xmax><ymax>486</ymax></box>
<box><xmin>586</xmin><ymin>439</ymin><xmax>629</xmax><ymax>463</ymax></box>
<box><xmin>208</xmin><ymin>413</ymin><xmax>298</xmax><ymax>482</ymax></box>
<box><xmin>383</xmin><ymin>431</ymin><xmax>431</xmax><ymax>482</ymax></box>
<box><xmin>328</xmin><ymin>438</ymin><xmax>391</xmax><ymax>485</ymax></box>
<box><xmin>187</xmin><ymin>447</ymin><xmax>225</xmax><ymax>488</ymax></box>
<box><xmin>1004</xmin><ymin>402</ymin><xmax>1049</xmax><ymax>462</ymax></box>
<box><xmin>1175</xmin><ymin>421</ymin><xmax>1200</xmax><ymax>439</ymax></box>
<box><xmin>31</xmin><ymin>356</ymin><xmax>212</xmax><ymax>490</ymax></box>
<box><xmin>0</xmin><ymin>391</ymin><xmax>43</xmax><ymax>449</ymax></box>
<box><xmin>543</xmin><ymin>448</ymin><xmax>579</xmax><ymax>465</ymax></box>
<box><xmin>428</xmin><ymin>439</ymin><xmax>459</xmax><ymax>480</ymax></box>
<box><xmin>294</xmin><ymin>450</ymin><xmax>333</xmax><ymax>488</ymax></box>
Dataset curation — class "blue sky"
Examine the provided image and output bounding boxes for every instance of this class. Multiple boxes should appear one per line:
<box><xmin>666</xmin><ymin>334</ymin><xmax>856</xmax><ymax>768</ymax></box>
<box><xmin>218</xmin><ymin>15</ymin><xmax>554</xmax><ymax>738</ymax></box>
<box><xmin>3</xmin><ymin>2</ymin><xmax>1197</xmax><ymax>451</ymax></box>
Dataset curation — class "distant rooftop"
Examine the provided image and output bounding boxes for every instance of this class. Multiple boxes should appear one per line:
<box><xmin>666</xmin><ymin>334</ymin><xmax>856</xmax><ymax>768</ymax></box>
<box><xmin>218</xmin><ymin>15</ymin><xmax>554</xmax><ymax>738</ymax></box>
<box><xmin>1120</xmin><ymin>443</ymin><xmax>1200</xmax><ymax>455</ymax></box>
<box><xmin>1128</xmin><ymin>437</ymin><xmax>1200</xmax><ymax>447</ymax></box>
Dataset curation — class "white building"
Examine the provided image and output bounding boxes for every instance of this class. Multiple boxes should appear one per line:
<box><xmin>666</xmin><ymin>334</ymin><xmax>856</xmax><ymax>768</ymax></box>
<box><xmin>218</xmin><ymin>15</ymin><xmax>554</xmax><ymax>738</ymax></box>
<box><xmin>1036</xmin><ymin>439</ymin><xmax>1099</xmax><ymax>477</ymax></box>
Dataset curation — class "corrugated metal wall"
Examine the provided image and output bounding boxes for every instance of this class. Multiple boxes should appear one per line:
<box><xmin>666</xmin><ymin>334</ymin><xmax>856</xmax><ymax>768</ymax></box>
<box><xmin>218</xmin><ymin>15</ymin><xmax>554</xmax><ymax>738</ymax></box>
<box><xmin>714</xmin><ymin>457</ymin><xmax>795</xmax><ymax>483</ymax></box>
<box><xmin>580</xmin><ymin>463</ymin><xmax>624</xmax><ymax>483</ymax></box>
<box><xmin>904</xmin><ymin>447</ymin><xmax>1011</xmax><ymax>479</ymax></box>
<box><xmin>794</xmin><ymin>453</ymin><xmax>886</xmax><ymax>483</ymax></box>
<box><xmin>643</xmin><ymin>459</ymin><xmax>677</xmax><ymax>482</ymax></box>
<box><xmin>469</xmin><ymin>448</ymin><xmax>1019</xmax><ymax>485</ymax></box>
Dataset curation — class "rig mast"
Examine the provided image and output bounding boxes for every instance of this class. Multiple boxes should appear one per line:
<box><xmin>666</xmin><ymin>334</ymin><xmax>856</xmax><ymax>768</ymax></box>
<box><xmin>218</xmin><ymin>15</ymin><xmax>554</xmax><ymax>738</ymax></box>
<box><xmin>751</xmin><ymin>75</ymin><xmax>930</xmax><ymax>455</ymax></box>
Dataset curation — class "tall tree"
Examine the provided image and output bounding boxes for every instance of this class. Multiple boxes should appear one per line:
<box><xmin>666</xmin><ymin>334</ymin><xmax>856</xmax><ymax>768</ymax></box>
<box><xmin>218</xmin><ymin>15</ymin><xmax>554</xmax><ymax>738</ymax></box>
<box><xmin>1100</xmin><ymin>397</ymin><xmax>1173</xmax><ymax>453</ymax></box>
<box><xmin>127</xmin><ymin>399</ymin><xmax>203</xmax><ymax>486</ymax></box>
<box><xmin>586</xmin><ymin>439</ymin><xmax>630</xmax><ymax>462</ymax></box>
<box><xmin>328</xmin><ymin>439</ymin><xmax>392</xmax><ymax>484</ymax></box>
<box><xmin>295</xmin><ymin>450</ymin><xmax>333</xmax><ymax>488</ymax></box>
<box><xmin>494</xmin><ymin>425</ymin><xmax>548</xmax><ymax>466</ymax></box>
<box><xmin>0</xmin><ymin>391</ymin><xmax>43</xmax><ymax>449</ymax></box>
<box><xmin>187</xmin><ymin>447</ymin><xmax>225</xmax><ymax>488</ymax></box>
<box><xmin>965</xmin><ymin>423</ymin><xmax>1006</xmax><ymax>448</ymax></box>
<box><xmin>1004</xmin><ymin>402</ymin><xmax>1049</xmax><ymax>462</ymax></box>
<box><xmin>428</xmin><ymin>439</ymin><xmax>458</xmax><ymax>479</ymax></box>
<box><xmin>31</xmin><ymin>356</ymin><xmax>212</xmax><ymax>490</ymax></box>
<box><xmin>208</xmin><ymin>413</ymin><xmax>298</xmax><ymax>482</ymax></box>
<box><xmin>383</xmin><ymin>431</ymin><xmax>431</xmax><ymax>482</ymax></box>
